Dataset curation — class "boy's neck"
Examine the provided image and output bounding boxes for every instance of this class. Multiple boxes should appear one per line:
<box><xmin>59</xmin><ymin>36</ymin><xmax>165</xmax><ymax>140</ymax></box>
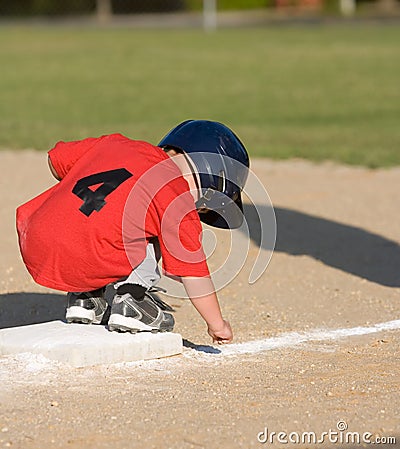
<box><xmin>165</xmin><ymin>149</ymin><xmax>200</xmax><ymax>203</ymax></box>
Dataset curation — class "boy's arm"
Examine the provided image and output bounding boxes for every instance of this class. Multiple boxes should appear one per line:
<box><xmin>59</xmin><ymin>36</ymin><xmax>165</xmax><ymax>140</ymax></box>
<box><xmin>181</xmin><ymin>276</ymin><xmax>233</xmax><ymax>344</ymax></box>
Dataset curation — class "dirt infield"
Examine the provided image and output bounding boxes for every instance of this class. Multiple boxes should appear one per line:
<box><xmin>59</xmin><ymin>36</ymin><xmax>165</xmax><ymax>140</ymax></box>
<box><xmin>0</xmin><ymin>151</ymin><xmax>399</xmax><ymax>448</ymax></box>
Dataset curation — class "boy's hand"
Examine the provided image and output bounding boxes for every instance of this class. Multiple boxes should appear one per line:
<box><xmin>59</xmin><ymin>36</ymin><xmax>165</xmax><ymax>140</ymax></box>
<box><xmin>181</xmin><ymin>277</ymin><xmax>233</xmax><ymax>344</ymax></box>
<box><xmin>208</xmin><ymin>319</ymin><xmax>233</xmax><ymax>344</ymax></box>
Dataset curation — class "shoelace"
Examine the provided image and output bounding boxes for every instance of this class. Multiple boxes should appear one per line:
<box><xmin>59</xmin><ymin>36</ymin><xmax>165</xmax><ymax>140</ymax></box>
<box><xmin>147</xmin><ymin>287</ymin><xmax>175</xmax><ymax>312</ymax></box>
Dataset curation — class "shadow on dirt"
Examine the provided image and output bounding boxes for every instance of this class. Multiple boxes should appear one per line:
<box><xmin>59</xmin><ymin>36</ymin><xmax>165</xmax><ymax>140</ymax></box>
<box><xmin>183</xmin><ymin>339</ymin><xmax>222</xmax><ymax>354</ymax></box>
<box><xmin>0</xmin><ymin>292</ymin><xmax>67</xmax><ymax>329</ymax></box>
<box><xmin>244</xmin><ymin>204</ymin><xmax>400</xmax><ymax>288</ymax></box>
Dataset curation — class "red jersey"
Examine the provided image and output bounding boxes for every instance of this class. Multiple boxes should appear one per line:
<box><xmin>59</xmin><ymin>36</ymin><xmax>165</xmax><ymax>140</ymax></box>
<box><xmin>16</xmin><ymin>134</ymin><xmax>209</xmax><ymax>292</ymax></box>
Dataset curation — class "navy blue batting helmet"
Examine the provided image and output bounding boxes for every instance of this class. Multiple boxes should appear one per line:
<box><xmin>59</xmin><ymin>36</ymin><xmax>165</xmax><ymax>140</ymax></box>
<box><xmin>158</xmin><ymin>120</ymin><xmax>250</xmax><ymax>229</ymax></box>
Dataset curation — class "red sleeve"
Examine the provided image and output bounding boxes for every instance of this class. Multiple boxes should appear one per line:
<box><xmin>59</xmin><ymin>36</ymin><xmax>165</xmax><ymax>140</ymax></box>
<box><xmin>48</xmin><ymin>136</ymin><xmax>103</xmax><ymax>179</ymax></box>
<box><xmin>159</xmin><ymin>209</ymin><xmax>210</xmax><ymax>278</ymax></box>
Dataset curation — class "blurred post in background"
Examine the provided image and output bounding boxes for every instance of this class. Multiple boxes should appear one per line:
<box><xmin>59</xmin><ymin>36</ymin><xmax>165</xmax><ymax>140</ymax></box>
<box><xmin>340</xmin><ymin>0</ymin><xmax>356</xmax><ymax>15</ymax></box>
<box><xmin>203</xmin><ymin>0</ymin><xmax>217</xmax><ymax>31</ymax></box>
<box><xmin>96</xmin><ymin>0</ymin><xmax>113</xmax><ymax>22</ymax></box>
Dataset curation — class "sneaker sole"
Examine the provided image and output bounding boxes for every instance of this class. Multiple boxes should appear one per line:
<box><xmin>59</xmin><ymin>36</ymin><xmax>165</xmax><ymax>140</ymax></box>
<box><xmin>108</xmin><ymin>314</ymin><xmax>172</xmax><ymax>334</ymax></box>
<box><xmin>66</xmin><ymin>306</ymin><xmax>103</xmax><ymax>325</ymax></box>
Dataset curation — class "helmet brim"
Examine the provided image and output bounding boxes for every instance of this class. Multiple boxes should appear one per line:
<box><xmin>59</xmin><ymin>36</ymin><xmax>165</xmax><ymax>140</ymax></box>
<box><xmin>197</xmin><ymin>191</ymin><xmax>245</xmax><ymax>229</ymax></box>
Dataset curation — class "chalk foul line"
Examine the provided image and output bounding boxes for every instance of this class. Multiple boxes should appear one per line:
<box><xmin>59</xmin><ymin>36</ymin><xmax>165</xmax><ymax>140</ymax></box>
<box><xmin>184</xmin><ymin>319</ymin><xmax>400</xmax><ymax>358</ymax></box>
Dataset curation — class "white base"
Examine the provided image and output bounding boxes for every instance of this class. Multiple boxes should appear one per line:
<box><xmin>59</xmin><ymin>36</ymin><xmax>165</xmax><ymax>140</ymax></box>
<box><xmin>0</xmin><ymin>321</ymin><xmax>182</xmax><ymax>367</ymax></box>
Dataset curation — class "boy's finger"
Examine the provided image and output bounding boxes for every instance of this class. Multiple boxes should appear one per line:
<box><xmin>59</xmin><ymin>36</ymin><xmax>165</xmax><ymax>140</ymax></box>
<box><xmin>214</xmin><ymin>337</ymin><xmax>231</xmax><ymax>344</ymax></box>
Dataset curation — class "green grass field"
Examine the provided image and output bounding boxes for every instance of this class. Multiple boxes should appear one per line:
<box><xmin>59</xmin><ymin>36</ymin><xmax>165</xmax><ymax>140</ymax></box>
<box><xmin>1</xmin><ymin>23</ymin><xmax>399</xmax><ymax>167</ymax></box>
